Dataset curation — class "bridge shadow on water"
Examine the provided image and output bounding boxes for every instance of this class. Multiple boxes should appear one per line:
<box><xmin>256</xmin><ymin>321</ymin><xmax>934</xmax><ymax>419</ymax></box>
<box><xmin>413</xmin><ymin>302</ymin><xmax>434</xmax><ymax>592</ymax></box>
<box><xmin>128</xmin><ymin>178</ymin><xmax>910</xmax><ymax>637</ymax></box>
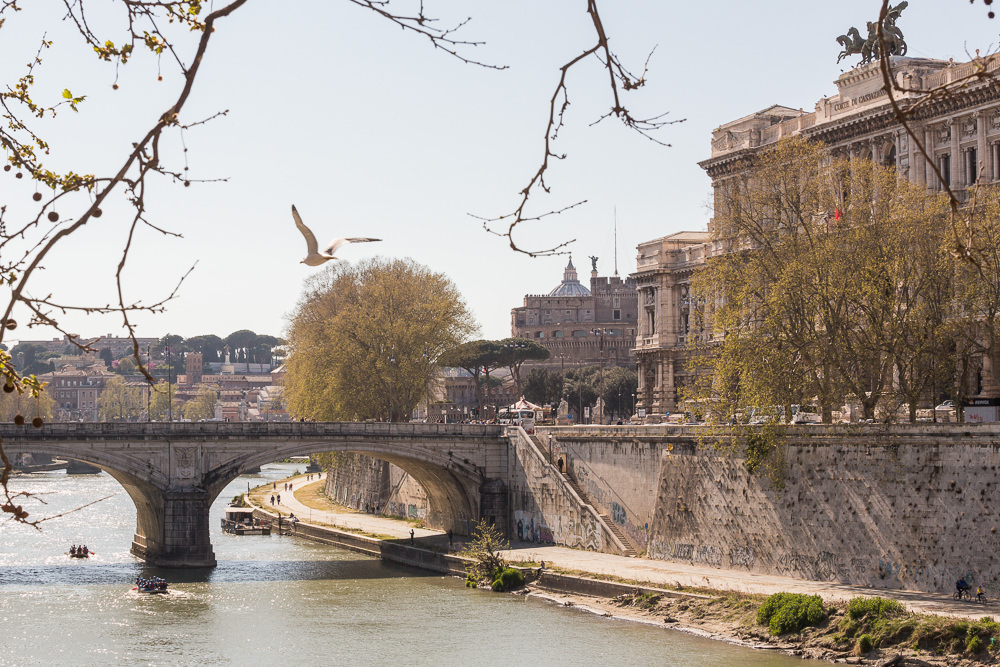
<box><xmin>0</xmin><ymin>558</ymin><xmax>437</xmax><ymax>588</ymax></box>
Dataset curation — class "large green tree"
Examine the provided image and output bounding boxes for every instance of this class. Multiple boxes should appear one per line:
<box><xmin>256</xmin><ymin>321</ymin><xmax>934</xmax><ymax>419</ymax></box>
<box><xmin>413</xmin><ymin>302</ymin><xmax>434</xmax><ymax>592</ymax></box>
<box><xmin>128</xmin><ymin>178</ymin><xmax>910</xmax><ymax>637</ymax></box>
<box><xmin>523</xmin><ymin>367</ymin><xmax>564</xmax><ymax>407</ymax></box>
<box><xmin>497</xmin><ymin>338</ymin><xmax>550</xmax><ymax>396</ymax></box>
<box><xmin>691</xmin><ymin>137</ymin><xmax>955</xmax><ymax>423</ymax></box>
<box><xmin>439</xmin><ymin>340</ymin><xmax>506</xmax><ymax>418</ymax></box>
<box><xmin>284</xmin><ymin>258</ymin><xmax>477</xmax><ymax>421</ymax></box>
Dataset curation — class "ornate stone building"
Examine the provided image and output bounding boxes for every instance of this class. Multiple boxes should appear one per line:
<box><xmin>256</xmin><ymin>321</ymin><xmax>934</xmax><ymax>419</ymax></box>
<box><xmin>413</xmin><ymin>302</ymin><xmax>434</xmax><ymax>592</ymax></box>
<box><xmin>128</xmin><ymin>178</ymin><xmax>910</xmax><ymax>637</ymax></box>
<box><xmin>633</xmin><ymin>54</ymin><xmax>1000</xmax><ymax>420</ymax></box>
<box><xmin>632</xmin><ymin>232</ymin><xmax>715</xmax><ymax>417</ymax></box>
<box><xmin>511</xmin><ymin>257</ymin><xmax>637</xmax><ymax>369</ymax></box>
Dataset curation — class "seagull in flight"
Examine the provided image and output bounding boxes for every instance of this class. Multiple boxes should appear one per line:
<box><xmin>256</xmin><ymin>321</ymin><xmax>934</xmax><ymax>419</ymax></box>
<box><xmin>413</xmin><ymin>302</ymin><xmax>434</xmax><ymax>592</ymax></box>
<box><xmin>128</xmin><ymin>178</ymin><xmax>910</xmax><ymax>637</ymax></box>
<box><xmin>292</xmin><ymin>205</ymin><xmax>381</xmax><ymax>266</ymax></box>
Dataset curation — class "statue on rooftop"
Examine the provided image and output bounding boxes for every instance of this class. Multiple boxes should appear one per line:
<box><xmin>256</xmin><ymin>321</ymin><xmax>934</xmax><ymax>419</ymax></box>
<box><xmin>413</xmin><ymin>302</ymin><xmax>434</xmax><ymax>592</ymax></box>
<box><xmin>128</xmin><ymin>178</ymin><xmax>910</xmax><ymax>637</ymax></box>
<box><xmin>588</xmin><ymin>255</ymin><xmax>598</xmax><ymax>272</ymax></box>
<box><xmin>837</xmin><ymin>1</ymin><xmax>907</xmax><ymax>66</ymax></box>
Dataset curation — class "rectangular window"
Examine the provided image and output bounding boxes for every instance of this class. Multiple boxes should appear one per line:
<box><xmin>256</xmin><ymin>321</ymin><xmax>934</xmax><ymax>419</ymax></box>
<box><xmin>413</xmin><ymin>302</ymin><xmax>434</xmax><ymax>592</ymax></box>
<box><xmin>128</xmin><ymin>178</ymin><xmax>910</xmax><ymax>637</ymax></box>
<box><xmin>613</xmin><ymin>296</ymin><xmax>621</xmax><ymax>309</ymax></box>
<box><xmin>968</xmin><ymin>147</ymin><xmax>978</xmax><ymax>185</ymax></box>
<box><xmin>613</xmin><ymin>309</ymin><xmax>621</xmax><ymax>320</ymax></box>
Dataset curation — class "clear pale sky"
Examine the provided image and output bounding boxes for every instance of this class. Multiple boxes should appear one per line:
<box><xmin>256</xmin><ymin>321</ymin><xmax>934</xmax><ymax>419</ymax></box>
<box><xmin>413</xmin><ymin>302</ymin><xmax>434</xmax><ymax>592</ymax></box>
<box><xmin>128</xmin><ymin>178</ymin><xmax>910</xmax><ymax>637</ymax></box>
<box><xmin>1</xmin><ymin>1</ymin><xmax>996</xmax><ymax>345</ymax></box>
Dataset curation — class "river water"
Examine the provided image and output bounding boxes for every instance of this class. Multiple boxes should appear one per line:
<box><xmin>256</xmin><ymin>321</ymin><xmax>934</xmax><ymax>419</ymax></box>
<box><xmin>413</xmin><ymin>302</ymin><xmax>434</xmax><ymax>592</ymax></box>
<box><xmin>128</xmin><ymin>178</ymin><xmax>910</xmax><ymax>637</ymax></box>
<box><xmin>0</xmin><ymin>465</ymin><xmax>820</xmax><ymax>666</ymax></box>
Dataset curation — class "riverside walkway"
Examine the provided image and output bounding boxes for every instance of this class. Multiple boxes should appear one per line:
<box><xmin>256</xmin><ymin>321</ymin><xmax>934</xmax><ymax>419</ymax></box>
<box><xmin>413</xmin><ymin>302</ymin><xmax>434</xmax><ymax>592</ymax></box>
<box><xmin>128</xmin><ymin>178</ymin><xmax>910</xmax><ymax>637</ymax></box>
<box><xmin>259</xmin><ymin>474</ymin><xmax>998</xmax><ymax>622</ymax></box>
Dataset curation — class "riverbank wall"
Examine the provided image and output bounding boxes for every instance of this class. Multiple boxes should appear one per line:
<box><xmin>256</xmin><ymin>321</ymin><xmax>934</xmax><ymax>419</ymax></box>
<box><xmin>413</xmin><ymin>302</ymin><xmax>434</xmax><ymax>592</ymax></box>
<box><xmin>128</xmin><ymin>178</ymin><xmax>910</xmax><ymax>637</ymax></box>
<box><xmin>644</xmin><ymin>425</ymin><xmax>1000</xmax><ymax>594</ymax></box>
<box><xmin>251</xmin><ymin>504</ymin><xmax>702</xmax><ymax>603</ymax></box>
<box><xmin>321</xmin><ymin>453</ymin><xmax>432</xmax><ymax>525</ymax></box>
<box><xmin>251</xmin><ymin>506</ymin><xmax>467</xmax><ymax>575</ymax></box>
<box><xmin>308</xmin><ymin>423</ymin><xmax>1000</xmax><ymax>594</ymax></box>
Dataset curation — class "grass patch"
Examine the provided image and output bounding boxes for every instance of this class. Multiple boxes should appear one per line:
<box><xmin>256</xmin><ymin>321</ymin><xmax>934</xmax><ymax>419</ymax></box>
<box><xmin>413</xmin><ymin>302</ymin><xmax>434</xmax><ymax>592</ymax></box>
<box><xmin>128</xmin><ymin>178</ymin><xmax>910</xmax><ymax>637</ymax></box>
<box><xmin>756</xmin><ymin>593</ymin><xmax>826</xmax><ymax>636</ymax></box>
<box><xmin>835</xmin><ymin>596</ymin><xmax>1000</xmax><ymax>658</ymax></box>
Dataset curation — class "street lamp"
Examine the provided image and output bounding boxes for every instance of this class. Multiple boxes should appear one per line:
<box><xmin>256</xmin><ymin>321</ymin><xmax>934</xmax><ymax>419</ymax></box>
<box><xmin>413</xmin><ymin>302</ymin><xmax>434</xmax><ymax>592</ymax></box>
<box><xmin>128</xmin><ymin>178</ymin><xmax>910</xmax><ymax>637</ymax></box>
<box><xmin>388</xmin><ymin>351</ymin><xmax>395</xmax><ymax>422</ymax></box>
<box><xmin>146</xmin><ymin>344</ymin><xmax>151</xmax><ymax>422</ymax></box>
<box><xmin>422</xmin><ymin>348</ymin><xmax>431</xmax><ymax>422</ymax></box>
<box><xmin>166</xmin><ymin>343</ymin><xmax>172</xmax><ymax>424</ymax></box>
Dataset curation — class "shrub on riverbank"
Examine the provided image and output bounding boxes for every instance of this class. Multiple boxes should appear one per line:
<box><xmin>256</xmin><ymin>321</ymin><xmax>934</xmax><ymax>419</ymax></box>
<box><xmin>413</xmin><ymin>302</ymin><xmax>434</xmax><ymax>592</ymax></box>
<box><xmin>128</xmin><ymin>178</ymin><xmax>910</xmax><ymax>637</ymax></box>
<box><xmin>461</xmin><ymin>519</ymin><xmax>520</xmax><ymax>591</ymax></box>
<box><xmin>756</xmin><ymin>592</ymin><xmax>827</xmax><ymax>635</ymax></box>
<box><xmin>491</xmin><ymin>567</ymin><xmax>524</xmax><ymax>592</ymax></box>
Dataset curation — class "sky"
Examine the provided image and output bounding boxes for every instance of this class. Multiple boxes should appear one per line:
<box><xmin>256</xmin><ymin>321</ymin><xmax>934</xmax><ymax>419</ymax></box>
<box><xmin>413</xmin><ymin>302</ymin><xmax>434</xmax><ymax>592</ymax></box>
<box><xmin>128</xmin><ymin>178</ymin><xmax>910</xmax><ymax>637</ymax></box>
<box><xmin>1</xmin><ymin>0</ymin><xmax>998</xmax><ymax>346</ymax></box>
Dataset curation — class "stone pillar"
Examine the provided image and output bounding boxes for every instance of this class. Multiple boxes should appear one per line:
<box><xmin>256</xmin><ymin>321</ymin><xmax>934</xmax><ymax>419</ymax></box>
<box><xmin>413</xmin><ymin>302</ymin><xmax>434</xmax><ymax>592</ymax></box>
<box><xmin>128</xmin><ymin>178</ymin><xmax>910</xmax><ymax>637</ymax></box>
<box><xmin>903</xmin><ymin>129</ymin><xmax>916</xmax><ymax>184</ymax></box>
<box><xmin>977</xmin><ymin>112</ymin><xmax>989</xmax><ymax>183</ymax></box>
<box><xmin>924</xmin><ymin>127</ymin><xmax>934</xmax><ymax>187</ymax></box>
<box><xmin>949</xmin><ymin>118</ymin><xmax>960</xmax><ymax>188</ymax></box>
<box><xmin>131</xmin><ymin>488</ymin><xmax>217</xmax><ymax>568</ymax></box>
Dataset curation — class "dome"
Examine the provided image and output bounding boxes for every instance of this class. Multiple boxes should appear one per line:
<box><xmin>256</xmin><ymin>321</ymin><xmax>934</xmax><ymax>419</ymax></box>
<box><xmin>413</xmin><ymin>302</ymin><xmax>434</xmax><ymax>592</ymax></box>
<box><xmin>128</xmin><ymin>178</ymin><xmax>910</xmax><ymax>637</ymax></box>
<box><xmin>547</xmin><ymin>257</ymin><xmax>591</xmax><ymax>297</ymax></box>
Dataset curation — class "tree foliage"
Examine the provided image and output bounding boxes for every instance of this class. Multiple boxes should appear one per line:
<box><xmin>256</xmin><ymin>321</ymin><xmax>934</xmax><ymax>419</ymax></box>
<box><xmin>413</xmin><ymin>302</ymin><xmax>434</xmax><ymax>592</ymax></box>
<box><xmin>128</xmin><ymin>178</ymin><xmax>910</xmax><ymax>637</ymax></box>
<box><xmin>0</xmin><ymin>386</ymin><xmax>55</xmax><ymax>422</ymax></box>
<box><xmin>690</xmin><ymin>137</ymin><xmax>956</xmax><ymax>423</ymax></box>
<box><xmin>562</xmin><ymin>366</ymin><xmax>599</xmax><ymax>421</ymax></box>
<box><xmin>96</xmin><ymin>376</ymin><xmax>143</xmax><ymax>421</ymax></box>
<box><xmin>460</xmin><ymin>519</ymin><xmax>510</xmax><ymax>587</ymax></box>
<box><xmin>182</xmin><ymin>386</ymin><xmax>217</xmax><ymax>421</ymax></box>
<box><xmin>496</xmin><ymin>337</ymin><xmax>550</xmax><ymax>395</ymax></box>
<box><xmin>284</xmin><ymin>258</ymin><xmax>477</xmax><ymax>421</ymax></box>
<box><xmin>439</xmin><ymin>339</ymin><xmax>505</xmax><ymax>417</ymax></box>
<box><xmin>148</xmin><ymin>380</ymin><xmax>181</xmax><ymax>421</ymax></box>
<box><xmin>523</xmin><ymin>367</ymin><xmax>564</xmax><ymax>407</ymax></box>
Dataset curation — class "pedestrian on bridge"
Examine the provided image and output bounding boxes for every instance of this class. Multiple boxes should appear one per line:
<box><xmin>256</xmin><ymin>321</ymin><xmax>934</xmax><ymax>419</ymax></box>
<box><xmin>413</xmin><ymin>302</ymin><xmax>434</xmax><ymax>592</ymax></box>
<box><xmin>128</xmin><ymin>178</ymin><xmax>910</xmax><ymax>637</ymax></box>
<box><xmin>410</xmin><ymin>529</ymin><xmax>414</xmax><ymax>546</ymax></box>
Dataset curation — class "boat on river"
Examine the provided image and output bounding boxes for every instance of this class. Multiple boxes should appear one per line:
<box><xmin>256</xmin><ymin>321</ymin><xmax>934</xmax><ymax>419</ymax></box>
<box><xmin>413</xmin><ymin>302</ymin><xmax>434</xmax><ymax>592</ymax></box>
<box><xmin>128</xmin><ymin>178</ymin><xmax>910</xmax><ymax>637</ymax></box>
<box><xmin>68</xmin><ymin>545</ymin><xmax>91</xmax><ymax>558</ymax></box>
<box><xmin>221</xmin><ymin>507</ymin><xmax>271</xmax><ymax>535</ymax></box>
<box><xmin>134</xmin><ymin>576</ymin><xmax>169</xmax><ymax>594</ymax></box>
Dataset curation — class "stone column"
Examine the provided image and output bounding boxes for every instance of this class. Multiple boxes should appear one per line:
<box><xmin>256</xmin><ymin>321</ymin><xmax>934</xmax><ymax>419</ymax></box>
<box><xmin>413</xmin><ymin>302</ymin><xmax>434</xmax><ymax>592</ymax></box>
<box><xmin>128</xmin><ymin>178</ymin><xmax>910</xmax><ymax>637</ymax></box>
<box><xmin>949</xmin><ymin>118</ymin><xmax>960</xmax><ymax>188</ymax></box>
<box><xmin>131</xmin><ymin>488</ymin><xmax>217</xmax><ymax>568</ymax></box>
<box><xmin>904</xmin><ymin>128</ymin><xmax>917</xmax><ymax>185</ymax></box>
<box><xmin>923</xmin><ymin>127</ymin><xmax>934</xmax><ymax>187</ymax></box>
<box><xmin>977</xmin><ymin>111</ymin><xmax>989</xmax><ymax>183</ymax></box>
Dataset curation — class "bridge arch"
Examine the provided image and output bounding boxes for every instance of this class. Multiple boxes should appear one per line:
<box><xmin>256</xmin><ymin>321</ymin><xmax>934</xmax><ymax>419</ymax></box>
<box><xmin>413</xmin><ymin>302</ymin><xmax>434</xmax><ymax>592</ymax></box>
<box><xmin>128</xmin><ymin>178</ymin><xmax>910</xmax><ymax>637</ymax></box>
<box><xmin>0</xmin><ymin>422</ymin><xmax>508</xmax><ymax>567</ymax></box>
<box><xmin>203</xmin><ymin>439</ymin><xmax>486</xmax><ymax>535</ymax></box>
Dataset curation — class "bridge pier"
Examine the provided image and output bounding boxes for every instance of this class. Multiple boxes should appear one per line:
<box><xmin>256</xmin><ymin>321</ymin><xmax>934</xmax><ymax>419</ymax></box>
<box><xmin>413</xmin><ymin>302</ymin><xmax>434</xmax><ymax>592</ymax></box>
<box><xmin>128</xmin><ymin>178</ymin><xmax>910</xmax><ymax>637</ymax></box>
<box><xmin>131</xmin><ymin>489</ymin><xmax>217</xmax><ymax>568</ymax></box>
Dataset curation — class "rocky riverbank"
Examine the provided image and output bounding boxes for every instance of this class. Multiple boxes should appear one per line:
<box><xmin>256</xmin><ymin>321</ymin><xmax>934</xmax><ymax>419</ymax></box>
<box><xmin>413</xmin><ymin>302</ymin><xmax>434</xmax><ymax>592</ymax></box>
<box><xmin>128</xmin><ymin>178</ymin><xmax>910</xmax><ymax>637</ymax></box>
<box><xmin>525</xmin><ymin>582</ymin><xmax>998</xmax><ymax>666</ymax></box>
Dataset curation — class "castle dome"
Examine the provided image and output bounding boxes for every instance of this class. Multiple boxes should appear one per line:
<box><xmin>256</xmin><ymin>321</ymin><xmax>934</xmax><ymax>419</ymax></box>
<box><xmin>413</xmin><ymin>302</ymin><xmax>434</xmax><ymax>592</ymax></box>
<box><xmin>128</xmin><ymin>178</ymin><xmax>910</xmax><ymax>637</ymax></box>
<box><xmin>547</xmin><ymin>257</ymin><xmax>591</xmax><ymax>297</ymax></box>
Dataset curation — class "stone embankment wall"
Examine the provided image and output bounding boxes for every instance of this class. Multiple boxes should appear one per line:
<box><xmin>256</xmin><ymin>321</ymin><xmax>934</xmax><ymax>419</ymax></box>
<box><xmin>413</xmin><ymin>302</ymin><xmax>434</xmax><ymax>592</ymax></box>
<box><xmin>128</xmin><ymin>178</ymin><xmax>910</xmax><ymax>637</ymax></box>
<box><xmin>506</xmin><ymin>427</ymin><xmax>617</xmax><ymax>553</ymax></box>
<box><xmin>323</xmin><ymin>453</ymin><xmax>431</xmax><ymax>524</ymax></box>
<box><xmin>538</xmin><ymin>426</ymin><xmax>699</xmax><ymax>554</ymax></box>
<box><xmin>647</xmin><ymin>424</ymin><xmax>1000</xmax><ymax>594</ymax></box>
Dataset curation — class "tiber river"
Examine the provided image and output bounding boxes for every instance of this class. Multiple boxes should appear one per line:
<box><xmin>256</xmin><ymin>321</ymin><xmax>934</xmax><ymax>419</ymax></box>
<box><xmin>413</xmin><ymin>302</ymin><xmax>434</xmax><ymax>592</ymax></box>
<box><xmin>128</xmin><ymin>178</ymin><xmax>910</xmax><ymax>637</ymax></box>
<box><xmin>0</xmin><ymin>464</ymin><xmax>823</xmax><ymax>666</ymax></box>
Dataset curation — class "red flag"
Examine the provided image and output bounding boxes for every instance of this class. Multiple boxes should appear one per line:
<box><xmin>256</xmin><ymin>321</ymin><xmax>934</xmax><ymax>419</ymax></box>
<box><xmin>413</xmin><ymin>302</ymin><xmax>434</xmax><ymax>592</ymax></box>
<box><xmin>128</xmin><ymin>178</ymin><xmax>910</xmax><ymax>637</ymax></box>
<box><xmin>834</xmin><ymin>208</ymin><xmax>842</xmax><ymax>221</ymax></box>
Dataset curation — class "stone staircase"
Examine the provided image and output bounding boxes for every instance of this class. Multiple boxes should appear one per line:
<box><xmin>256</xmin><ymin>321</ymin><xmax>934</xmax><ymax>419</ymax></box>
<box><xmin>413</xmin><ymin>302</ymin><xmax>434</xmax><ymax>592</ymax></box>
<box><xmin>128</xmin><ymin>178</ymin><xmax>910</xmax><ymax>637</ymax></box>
<box><xmin>560</xmin><ymin>471</ymin><xmax>638</xmax><ymax>557</ymax></box>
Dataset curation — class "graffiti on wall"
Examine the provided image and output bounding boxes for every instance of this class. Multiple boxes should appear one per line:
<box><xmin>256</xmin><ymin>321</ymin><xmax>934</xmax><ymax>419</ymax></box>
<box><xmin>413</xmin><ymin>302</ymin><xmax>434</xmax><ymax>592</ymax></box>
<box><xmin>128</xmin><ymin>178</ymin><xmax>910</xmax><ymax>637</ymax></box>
<box><xmin>774</xmin><ymin>551</ymin><xmax>842</xmax><ymax>581</ymax></box>
<box><xmin>513</xmin><ymin>510</ymin><xmax>555</xmax><ymax>544</ymax></box>
<box><xmin>611</xmin><ymin>502</ymin><xmax>626</xmax><ymax>525</ymax></box>
<box><xmin>729</xmin><ymin>545</ymin><xmax>755</xmax><ymax>568</ymax></box>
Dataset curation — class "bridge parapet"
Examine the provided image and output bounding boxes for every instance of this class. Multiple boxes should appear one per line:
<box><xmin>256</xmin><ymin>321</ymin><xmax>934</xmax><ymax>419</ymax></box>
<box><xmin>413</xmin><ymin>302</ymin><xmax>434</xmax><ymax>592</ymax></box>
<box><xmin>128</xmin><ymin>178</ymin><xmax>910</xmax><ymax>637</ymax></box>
<box><xmin>0</xmin><ymin>421</ymin><xmax>506</xmax><ymax>443</ymax></box>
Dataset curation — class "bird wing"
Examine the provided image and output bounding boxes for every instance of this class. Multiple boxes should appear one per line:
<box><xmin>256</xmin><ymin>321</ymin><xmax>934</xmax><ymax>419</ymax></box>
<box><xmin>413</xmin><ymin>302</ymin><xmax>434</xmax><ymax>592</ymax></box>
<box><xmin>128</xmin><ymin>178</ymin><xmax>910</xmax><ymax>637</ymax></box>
<box><xmin>322</xmin><ymin>237</ymin><xmax>382</xmax><ymax>256</ymax></box>
<box><xmin>291</xmin><ymin>205</ymin><xmax>319</xmax><ymax>255</ymax></box>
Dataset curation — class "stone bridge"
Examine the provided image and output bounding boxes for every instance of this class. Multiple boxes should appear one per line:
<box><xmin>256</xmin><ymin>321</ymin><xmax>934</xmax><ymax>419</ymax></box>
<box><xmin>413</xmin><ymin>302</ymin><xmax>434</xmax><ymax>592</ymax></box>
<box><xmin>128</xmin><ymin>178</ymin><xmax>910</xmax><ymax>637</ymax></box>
<box><xmin>1</xmin><ymin>422</ymin><xmax>508</xmax><ymax>568</ymax></box>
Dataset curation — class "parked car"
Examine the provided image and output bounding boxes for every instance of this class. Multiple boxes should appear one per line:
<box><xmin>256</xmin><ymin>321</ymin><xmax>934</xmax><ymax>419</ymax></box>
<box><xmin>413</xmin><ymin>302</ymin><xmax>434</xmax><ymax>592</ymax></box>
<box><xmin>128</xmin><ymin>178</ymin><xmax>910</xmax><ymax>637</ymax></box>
<box><xmin>935</xmin><ymin>400</ymin><xmax>955</xmax><ymax>411</ymax></box>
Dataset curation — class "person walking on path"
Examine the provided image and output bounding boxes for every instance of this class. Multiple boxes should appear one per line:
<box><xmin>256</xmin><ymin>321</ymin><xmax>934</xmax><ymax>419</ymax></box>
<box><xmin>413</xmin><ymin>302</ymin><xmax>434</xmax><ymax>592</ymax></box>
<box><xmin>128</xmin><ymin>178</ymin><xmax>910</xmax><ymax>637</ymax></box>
<box><xmin>448</xmin><ymin>529</ymin><xmax>453</xmax><ymax>548</ymax></box>
<box><xmin>410</xmin><ymin>529</ymin><xmax>415</xmax><ymax>546</ymax></box>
